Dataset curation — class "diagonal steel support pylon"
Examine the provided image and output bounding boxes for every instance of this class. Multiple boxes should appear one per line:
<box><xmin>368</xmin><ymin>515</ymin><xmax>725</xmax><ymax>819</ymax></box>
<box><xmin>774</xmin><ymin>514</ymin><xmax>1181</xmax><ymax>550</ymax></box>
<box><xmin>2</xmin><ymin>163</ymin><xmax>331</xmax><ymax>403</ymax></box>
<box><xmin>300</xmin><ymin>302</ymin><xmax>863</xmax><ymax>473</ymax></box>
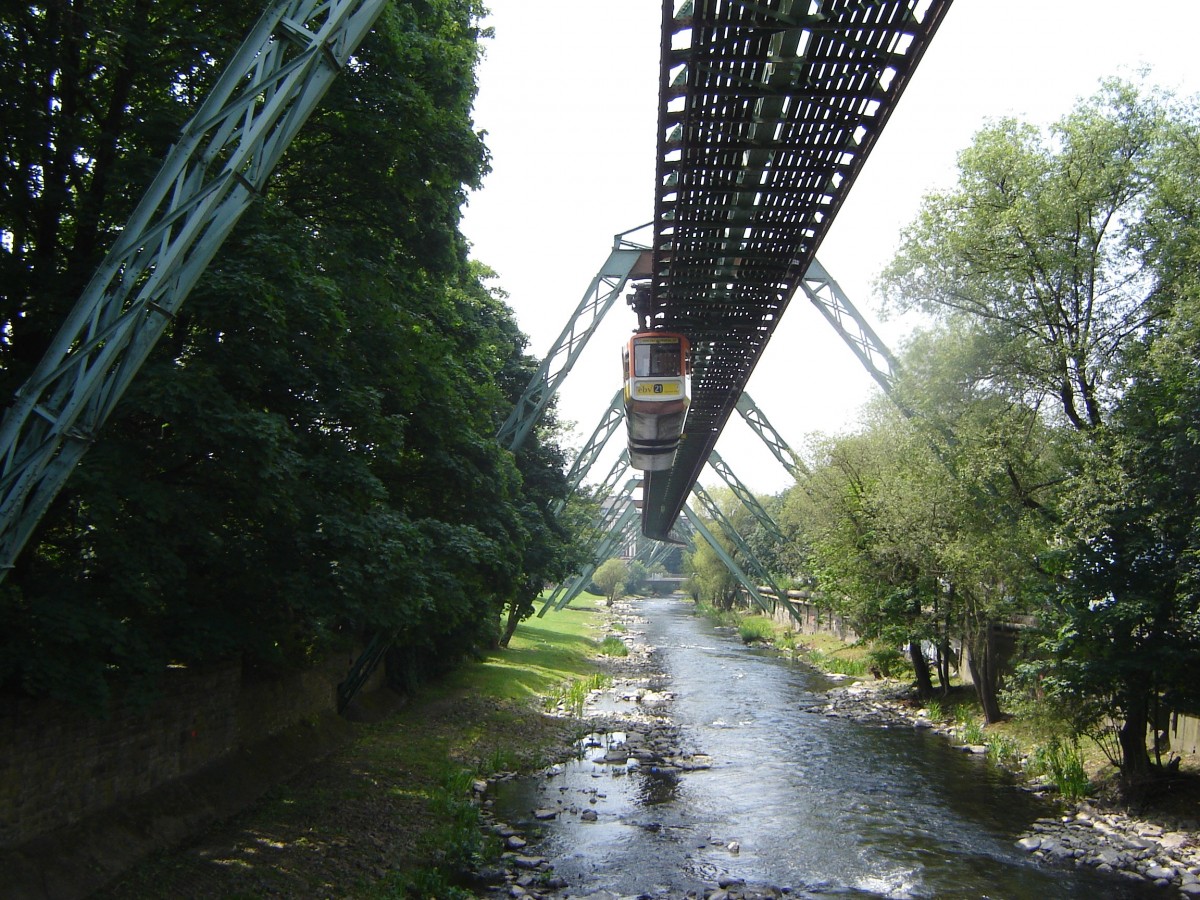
<box><xmin>690</xmin><ymin>482</ymin><xmax>784</xmax><ymax>602</ymax></box>
<box><xmin>707</xmin><ymin>448</ymin><xmax>785</xmax><ymax>543</ymax></box>
<box><xmin>735</xmin><ymin>392</ymin><xmax>809</xmax><ymax>480</ymax></box>
<box><xmin>0</xmin><ymin>0</ymin><xmax>390</xmax><ymax>580</ymax></box>
<box><xmin>681</xmin><ymin>505</ymin><xmax>773</xmax><ymax>615</ymax></box>
<box><xmin>553</xmin><ymin>389</ymin><xmax>625</xmax><ymax>516</ymax></box>
<box><xmin>496</xmin><ymin>228</ymin><xmax>651</xmax><ymax>453</ymax></box>
<box><xmin>799</xmin><ymin>259</ymin><xmax>902</xmax><ymax>405</ymax></box>
<box><xmin>542</xmin><ymin>482</ymin><xmax>640</xmax><ymax>615</ymax></box>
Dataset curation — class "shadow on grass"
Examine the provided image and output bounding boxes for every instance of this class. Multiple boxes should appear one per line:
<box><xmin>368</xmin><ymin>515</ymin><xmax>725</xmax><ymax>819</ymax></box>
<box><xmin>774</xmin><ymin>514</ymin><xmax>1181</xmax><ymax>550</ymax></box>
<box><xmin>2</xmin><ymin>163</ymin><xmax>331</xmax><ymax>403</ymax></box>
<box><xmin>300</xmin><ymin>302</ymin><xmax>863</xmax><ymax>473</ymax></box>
<box><xmin>433</xmin><ymin>621</ymin><xmax>604</xmax><ymax>706</ymax></box>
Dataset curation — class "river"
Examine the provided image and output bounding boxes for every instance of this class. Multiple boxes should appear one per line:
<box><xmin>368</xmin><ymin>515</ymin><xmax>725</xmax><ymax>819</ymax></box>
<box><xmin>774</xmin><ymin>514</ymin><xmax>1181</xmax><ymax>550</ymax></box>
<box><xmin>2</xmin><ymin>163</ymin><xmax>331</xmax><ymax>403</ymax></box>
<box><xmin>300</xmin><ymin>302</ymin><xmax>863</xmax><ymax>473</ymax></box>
<box><xmin>492</xmin><ymin>596</ymin><xmax>1166</xmax><ymax>899</ymax></box>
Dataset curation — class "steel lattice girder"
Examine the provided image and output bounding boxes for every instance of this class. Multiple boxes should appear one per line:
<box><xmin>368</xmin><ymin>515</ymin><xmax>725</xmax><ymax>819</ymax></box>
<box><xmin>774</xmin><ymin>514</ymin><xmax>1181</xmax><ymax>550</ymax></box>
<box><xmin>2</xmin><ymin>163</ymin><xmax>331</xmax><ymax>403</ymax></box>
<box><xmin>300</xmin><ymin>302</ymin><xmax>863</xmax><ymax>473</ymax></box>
<box><xmin>641</xmin><ymin>0</ymin><xmax>952</xmax><ymax>540</ymax></box>
<box><xmin>496</xmin><ymin>232</ymin><xmax>651</xmax><ymax>453</ymax></box>
<box><xmin>0</xmin><ymin>0</ymin><xmax>390</xmax><ymax>577</ymax></box>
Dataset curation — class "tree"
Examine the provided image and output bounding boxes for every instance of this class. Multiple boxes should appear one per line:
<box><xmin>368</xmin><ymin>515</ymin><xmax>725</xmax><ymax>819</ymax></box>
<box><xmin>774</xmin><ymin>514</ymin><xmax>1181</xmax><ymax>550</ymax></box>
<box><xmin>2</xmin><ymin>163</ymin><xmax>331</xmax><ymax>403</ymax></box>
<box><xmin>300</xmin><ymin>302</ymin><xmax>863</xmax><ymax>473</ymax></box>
<box><xmin>592</xmin><ymin>558</ymin><xmax>628</xmax><ymax>608</ymax></box>
<box><xmin>879</xmin><ymin>78</ymin><xmax>1173</xmax><ymax>431</ymax></box>
<box><xmin>878</xmin><ymin>76</ymin><xmax>1200</xmax><ymax>775</ymax></box>
<box><xmin>683</xmin><ymin>534</ymin><xmax>739</xmax><ymax>609</ymax></box>
<box><xmin>624</xmin><ymin>560</ymin><xmax>650</xmax><ymax>596</ymax></box>
<box><xmin>789</xmin><ymin>318</ymin><xmax>1065</xmax><ymax>716</ymax></box>
<box><xmin>895</xmin><ymin>326</ymin><xmax>1065</xmax><ymax>720</ymax></box>
<box><xmin>0</xmin><ymin>0</ymin><xmax>584</xmax><ymax>705</ymax></box>
<box><xmin>791</xmin><ymin>415</ymin><xmax>950</xmax><ymax>698</ymax></box>
<box><xmin>1045</xmin><ymin>122</ymin><xmax>1200</xmax><ymax>787</ymax></box>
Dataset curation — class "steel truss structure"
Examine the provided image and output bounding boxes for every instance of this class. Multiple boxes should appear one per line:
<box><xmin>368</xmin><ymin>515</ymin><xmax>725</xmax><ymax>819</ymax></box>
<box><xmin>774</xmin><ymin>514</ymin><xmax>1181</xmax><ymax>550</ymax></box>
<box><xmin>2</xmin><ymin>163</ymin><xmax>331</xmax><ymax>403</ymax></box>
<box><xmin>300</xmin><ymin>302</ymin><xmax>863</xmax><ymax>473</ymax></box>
<box><xmin>546</xmin><ymin>382</ymin><xmax>804</xmax><ymax>620</ymax></box>
<box><xmin>799</xmin><ymin>258</ymin><xmax>900</xmax><ymax>400</ymax></box>
<box><xmin>0</xmin><ymin>0</ymin><xmax>389</xmax><ymax>578</ymax></box>
<box><xmin>707</xmin><ymin>448</ymin><xmax>784</xmax><ymax>543</ymax></box>
<box><xmin>681</xmin><ymin>505</ymin><xmax>773</xmax><ymax>613</ymax></box>
<box><xmin>496</xmin><ymin>232</ymin><xmax>651</xmax><ymax>452</ymax></box>
<box><xmin>734</xmin><ymin>392</ymin><xmax>808</xmax><ymax>479</ymax></box>
<box><xmin>641</xmin><ymin>0</ymin><xmax>952</xmax><ymax>539</ymax></box>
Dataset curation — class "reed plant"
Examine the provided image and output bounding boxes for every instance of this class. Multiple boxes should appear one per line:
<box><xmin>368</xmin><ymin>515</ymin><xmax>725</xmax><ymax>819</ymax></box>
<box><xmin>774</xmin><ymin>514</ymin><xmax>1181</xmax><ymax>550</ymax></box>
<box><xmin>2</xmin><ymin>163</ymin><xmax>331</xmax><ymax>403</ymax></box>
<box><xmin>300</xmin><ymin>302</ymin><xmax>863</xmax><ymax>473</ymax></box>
<box><xmin>1028</xmin><ymin>738</ymin><xmax>1091</xmax><ymax>800</ymax></box>
<box><xmin>544</xmin><ymin>674</ymin><xmax>611</xmax><ymax>717</ymax></box>
<box><xmin>985</xmin><ymin>734</ymin><xmax>1022</xmax><ymax>768</ymax></box>
<box><xmin>598</xmin><ymin>635</ymin><xmax>629</xmax><ymax>657</ymax></box>
<box><xmin>738</xmin><ymin>616</ymin><xmax>776</xmax><ymax>644</ymax></box>
<box><xmin>805</xmin><ymin>649</ymin><xmax>868</xmax><ymax>676</ymax></box>
<box><xmin>959</xmin><ymin>718</ymin><xmax>986</xmax><ymax>745</ymax></box>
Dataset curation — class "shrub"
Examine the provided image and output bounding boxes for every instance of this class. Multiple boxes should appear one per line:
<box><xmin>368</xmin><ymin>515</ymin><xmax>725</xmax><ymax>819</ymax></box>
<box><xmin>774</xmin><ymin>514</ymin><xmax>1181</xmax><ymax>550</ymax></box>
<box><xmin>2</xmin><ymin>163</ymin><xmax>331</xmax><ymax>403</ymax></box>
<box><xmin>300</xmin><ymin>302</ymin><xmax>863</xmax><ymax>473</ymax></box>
<box><xmin>697</xmin><ymin>604</ymin><xmax>742</xmax><ymax>627</ymax></box>
<box><xmin>866</xmin><ymin>644</ymin><xmax>907</xmax><ymax>677</ymax></box>
<box><xmin>959</xmin><ymin>718</ymin><xmax>986</xmax><ymax>745</ymax></box>
<box><xmin>985</xmin><ymin>734</ymin><xmax>1022</xmax><ymax>768</ymax></box>
<box><xmin>421</xmin><ymin>764</ymin><xmax>494</xmax><ymax>876</ymax></box>
<box><xmin>544</xmin><ymin>674</ymin><xmax>611</xmax><ymax>717</ymax></box>
<box><xmin>739</xmin><ymin>617</ymin><xmax>775</xmax><ymax>644</ymax></box>
<box><xmin>806</xmin><ymin>650</ymin><xmax>867</xmax><ymax>676</ymax></box>
<box><xmin>598</xmin><ymin>636</ymin><xmax>629</xmax><ymax>657</ymax></box>
<box><xmin>1028</xmin><ymin>738</ymin><xmax>1090</xmax><ymax>800</ymax></box>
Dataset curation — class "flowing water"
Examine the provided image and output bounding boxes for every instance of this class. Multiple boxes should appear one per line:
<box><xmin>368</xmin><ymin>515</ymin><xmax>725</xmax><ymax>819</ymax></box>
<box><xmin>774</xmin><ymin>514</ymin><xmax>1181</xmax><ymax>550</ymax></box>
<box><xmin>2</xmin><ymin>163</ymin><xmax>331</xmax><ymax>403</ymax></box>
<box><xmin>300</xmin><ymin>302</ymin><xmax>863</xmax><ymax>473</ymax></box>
<box><xmin>492</xmin><ymin>596</ymin><xmax>1166</xmax><ymax>899</ymax></box>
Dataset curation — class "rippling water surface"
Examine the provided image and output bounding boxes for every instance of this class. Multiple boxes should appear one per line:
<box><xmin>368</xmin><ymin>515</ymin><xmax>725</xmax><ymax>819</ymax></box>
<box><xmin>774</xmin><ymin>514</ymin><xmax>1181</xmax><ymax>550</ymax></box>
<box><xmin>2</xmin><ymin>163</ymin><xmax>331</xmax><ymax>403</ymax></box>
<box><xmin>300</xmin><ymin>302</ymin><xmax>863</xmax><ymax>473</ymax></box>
<box><xmin>493</xmin><ymin>597</ymin><xmax>1165</xmax><ymax>899</ymax></box>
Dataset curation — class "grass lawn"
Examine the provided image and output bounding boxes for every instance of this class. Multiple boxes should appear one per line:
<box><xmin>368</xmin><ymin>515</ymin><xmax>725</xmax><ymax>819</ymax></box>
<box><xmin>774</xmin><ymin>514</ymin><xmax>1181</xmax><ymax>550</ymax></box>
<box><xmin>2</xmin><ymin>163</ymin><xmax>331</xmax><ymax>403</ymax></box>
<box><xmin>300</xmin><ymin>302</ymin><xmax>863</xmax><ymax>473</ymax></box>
<box><xmin>438</xmin><ymin>592</ymin><xmax>608</xmax><ymax>704</ymax></box>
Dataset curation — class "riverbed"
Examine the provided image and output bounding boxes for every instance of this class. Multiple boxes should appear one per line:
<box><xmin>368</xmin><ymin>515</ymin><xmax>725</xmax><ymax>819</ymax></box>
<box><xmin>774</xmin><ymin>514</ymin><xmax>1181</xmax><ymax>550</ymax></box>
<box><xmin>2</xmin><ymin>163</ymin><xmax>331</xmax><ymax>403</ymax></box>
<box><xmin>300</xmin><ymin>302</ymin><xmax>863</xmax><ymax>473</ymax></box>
<box><xmin>489</xmin><ymin>595</ymin><xmax>1168</xmax><ymax>899</ymax></box>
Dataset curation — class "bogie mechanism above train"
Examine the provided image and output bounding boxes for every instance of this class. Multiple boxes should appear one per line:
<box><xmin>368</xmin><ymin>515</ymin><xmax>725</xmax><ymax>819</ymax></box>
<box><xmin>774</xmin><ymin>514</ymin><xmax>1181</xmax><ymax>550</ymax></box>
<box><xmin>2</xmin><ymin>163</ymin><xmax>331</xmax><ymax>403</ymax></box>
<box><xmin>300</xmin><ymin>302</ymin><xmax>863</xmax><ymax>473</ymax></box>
<box><xmin>622</xmin><ymin>331</ymin><xmax>690</xmax><ymax>471</ymax></box>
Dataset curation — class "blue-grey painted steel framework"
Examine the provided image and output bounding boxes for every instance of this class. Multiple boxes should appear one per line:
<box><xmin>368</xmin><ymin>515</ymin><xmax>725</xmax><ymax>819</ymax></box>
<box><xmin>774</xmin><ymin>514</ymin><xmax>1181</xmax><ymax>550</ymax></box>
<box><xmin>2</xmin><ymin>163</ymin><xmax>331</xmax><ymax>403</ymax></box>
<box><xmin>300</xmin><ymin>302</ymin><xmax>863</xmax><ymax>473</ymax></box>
<box><xmin>553</xmin><ymin>389</ymin><xmax>625</xmax><ymax>516</ymax></box>
<box><xmin>543</xmin><ymin>481</ymin><xmax>641</xmax><ymax>613</ymax></box>
<box><xmin>550</xmin><ymin>381</ymin><xmax>798</xmax><ymax>616</ymax></box>
<box><xmin>641</xmin><ymin>0</ymin><xmax>952</xmax><ymax>540</ymax></box>
<box><xmin>0</xmin><ymin>0</ymin><xmax>389</xmax><ymax>579</ymax></box>
<box><xmin>691</xmin><ymin>481</ymin><xmax>784</xmax><ymax>603</ymax></box>
<box><xmin>681</xmin><ymin>505</ymin><xmax>772</xmax><ymax>613</ymax></box>
<box><xmin>734</xmin><ymin>392</ymin><xmax>808</xmax><ymax>479</ymax></box>
<box><xmin>496</xmin><ymin>232</ymin><xmax>651</xmax><ymax>452</ymax></box>
<box><xmin>799</xmin><ymin>258</ymin><xmax>900</xmax><ymax>400</ymax></box>
<box><xmin>707</xmin><ymin>448</ymin><xmax>784</xmax><ymax>543</ymax></box>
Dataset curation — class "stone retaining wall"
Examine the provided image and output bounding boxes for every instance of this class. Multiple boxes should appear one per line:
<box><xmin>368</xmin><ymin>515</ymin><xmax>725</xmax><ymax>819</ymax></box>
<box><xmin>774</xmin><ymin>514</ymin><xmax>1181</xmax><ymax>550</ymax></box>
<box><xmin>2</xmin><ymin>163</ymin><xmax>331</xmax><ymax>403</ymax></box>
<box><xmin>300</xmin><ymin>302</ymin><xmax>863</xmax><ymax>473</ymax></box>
<box><xmin>0</xmin><ymin>645</ymin><xmax>375</xmax><ymax>850</ymax></box>
<box><xmin>769</xmin><ymin>599</ymin><xmax>857</xmax><ymax>641</ymax></box>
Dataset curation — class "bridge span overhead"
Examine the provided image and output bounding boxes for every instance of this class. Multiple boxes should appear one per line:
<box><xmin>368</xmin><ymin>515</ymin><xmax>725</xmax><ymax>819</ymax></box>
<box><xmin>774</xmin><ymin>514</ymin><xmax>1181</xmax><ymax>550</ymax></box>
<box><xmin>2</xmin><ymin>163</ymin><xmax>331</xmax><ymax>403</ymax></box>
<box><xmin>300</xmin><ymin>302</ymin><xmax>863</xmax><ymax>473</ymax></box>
<box><xmin>639</xmin><ymin>0</ymin><xmax>952</xmax><ymax>540</ymax></box>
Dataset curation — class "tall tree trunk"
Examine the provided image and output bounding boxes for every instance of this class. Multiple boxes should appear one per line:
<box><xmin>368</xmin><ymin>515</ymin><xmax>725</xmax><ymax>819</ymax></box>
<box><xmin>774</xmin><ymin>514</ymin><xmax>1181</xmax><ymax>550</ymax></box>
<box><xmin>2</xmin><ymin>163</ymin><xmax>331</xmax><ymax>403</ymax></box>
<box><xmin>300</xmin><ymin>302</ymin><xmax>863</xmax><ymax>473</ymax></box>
<box><xmin>935</xmin><ymin>640</ymin><xmax>953</xmax><ymax>693</ymax></box>
<box><xmin>909</xmin><ymin>641</ymin><xmax>934</xmax><ymax>698</ymax></box>
<box><xmin>1118</xmin><ymin>682</ymin><xmax>1153</xmax><ymax>796</ymax></box>
<box><xmin>965</xmin><ymin>623</ymin><xmax>1003</xmax><ymax>723</ymax></box>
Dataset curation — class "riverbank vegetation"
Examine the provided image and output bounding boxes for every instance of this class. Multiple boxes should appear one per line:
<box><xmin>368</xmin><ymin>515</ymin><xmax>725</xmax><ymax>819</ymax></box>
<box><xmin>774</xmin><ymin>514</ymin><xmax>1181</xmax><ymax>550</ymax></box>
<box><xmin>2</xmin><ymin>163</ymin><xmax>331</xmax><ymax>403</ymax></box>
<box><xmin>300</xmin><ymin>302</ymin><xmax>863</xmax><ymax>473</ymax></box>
<box><xmin>100</xmin><ymin>596</ymin><xmax>611</xmax><ymax>899</ymax></box>
<box><xmin>5</xmin><ymin>0</ymin><xmax>1197</xmax><ymax>853</ymax></box>
<box><xmin>1</xmin><ymin>0</ymin><xmax>594</xmax><ymax>712</ymax></box>
<box><xmin>682</xmin><ymin>77</ymin><xmax>1200</xmax><ymax>803</ymax></box>
<box><xmin>714</xmin><ymin>612</ymin><xmax>1175</xmax><ymax>808</ymax></box>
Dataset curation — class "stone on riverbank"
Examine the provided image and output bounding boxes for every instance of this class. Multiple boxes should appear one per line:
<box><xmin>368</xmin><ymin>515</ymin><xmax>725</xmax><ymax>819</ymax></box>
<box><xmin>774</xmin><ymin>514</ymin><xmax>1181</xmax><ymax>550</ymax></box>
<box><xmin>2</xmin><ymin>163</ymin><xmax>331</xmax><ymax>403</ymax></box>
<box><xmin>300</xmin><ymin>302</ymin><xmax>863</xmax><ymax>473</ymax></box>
<box><xmin>1014</xmin><ymin>804</ymin><xmax>1200</xmax><ymax>891</ymax></box>
<box><xmin>815</xmin><ymin>677</ymin><xmax>1200</xmax><ymax>894</ymax></box>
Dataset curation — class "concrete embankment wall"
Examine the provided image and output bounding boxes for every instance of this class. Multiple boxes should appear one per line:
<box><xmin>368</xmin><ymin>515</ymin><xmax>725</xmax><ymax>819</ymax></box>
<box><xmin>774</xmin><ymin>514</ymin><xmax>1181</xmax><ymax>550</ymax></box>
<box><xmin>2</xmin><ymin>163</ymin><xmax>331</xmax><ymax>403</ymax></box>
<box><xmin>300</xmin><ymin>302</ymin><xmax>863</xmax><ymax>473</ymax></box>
<box><xmin>768</xmin><ymin>599</ymin><xmax>857</xmax><ymax>641</ymax></box>
<box><xmin>1169</xmin><ymin>709</ymin><xmax>1200</xmax><ymax>756</ymax></box>
<box><xmin>0</xmin><ymin>645</ymin><xmax>379</xmax><ymax>852</ymax></box>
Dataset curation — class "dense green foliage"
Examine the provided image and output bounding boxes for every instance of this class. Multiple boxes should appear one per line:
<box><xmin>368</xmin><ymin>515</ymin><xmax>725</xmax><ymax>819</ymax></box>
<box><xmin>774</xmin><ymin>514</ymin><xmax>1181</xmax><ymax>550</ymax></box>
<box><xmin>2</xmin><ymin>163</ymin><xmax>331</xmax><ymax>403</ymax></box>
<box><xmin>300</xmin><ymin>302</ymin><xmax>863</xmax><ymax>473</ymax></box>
<box><xmin>684</xmin><ymin>77</ymin><xmax>1200</xmax><ymax>796</ymax></box>
<box><xmin>0</xmin><ymin>0</ymin><xmax>583</xmax><ymax>706</ymax></box>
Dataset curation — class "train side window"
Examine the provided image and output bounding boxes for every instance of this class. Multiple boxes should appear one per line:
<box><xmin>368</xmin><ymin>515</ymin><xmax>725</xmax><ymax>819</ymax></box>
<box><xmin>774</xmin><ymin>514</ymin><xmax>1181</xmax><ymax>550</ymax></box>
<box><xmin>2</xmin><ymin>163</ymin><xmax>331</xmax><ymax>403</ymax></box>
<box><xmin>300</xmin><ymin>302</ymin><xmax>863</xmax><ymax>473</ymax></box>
<box><xmin>634</xmin><ymin>342</ymin><xmax>652</xmax><ymax>377</ymax></box>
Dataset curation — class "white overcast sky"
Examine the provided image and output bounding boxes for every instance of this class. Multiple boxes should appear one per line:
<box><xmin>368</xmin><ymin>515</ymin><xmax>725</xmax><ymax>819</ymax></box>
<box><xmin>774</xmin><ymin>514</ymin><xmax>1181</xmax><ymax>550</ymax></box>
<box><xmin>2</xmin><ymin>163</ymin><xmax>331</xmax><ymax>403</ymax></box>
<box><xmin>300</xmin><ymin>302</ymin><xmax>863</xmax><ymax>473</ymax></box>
<box><xmin>461</xmin><ymin>0</ymin><xmax>1200</xmax><ymax>496</ymax></box>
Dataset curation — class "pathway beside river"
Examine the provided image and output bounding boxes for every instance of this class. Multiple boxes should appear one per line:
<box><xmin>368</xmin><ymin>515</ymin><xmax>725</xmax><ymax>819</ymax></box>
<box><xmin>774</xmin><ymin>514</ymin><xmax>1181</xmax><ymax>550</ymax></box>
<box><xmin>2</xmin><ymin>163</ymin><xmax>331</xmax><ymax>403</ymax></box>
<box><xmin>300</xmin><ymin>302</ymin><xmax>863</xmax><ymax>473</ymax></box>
<box><xmin>479</xmin><ymin>595</ymin><xmax>1196</xmax><ymax>900</ymax></box>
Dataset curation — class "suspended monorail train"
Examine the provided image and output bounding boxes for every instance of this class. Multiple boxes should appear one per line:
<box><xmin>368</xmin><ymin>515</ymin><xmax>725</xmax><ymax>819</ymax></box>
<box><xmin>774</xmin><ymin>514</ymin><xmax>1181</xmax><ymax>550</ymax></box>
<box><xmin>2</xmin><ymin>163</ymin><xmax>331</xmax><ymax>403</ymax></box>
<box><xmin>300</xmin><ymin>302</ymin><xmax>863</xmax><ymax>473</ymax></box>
<box><xmin>622</xmin><ymin>331</ymin><xmax>690</xmax><ymax>471</ymax></box>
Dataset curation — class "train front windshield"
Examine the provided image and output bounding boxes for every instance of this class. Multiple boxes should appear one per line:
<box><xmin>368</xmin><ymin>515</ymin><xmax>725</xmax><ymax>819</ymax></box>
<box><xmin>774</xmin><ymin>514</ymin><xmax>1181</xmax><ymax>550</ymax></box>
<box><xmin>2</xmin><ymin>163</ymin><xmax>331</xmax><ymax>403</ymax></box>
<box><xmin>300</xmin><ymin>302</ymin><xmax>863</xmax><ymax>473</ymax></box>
<box><xmin>633</xmin><ymin>339</ymin><xmax>683</xmax><ymax>378</ymax></box>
